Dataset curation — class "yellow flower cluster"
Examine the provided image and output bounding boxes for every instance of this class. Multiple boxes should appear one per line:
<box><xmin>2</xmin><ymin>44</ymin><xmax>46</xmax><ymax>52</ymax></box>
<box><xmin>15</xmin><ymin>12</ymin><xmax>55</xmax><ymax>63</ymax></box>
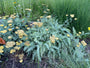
<box><xmin>15</xmin><ymin>30</ymin><xmax>27</xmax><ymax>38</ymax></box>
<box><xmin>24</xmin><ymin>41</ymin><xmax>30</xmax><ymax>46</ymax></box>
<box><xmin>0</xmin><ymin>46</ymin><xmax>4</xmax><ymax>53</ymax></box>
<box><xmin>10</xmin><ymin>14</ymin><xmax>16</xmax><ymax>19</ymax></box>
<box><xmin>81</xmin><ymin>40</ymin><xmax>87</xmax><ymax>46</ymax></box>
<box><xmin>66</xmin><ymin>14</ymin><xmax>68</xmax><ymax>16</ymax></box>
<box><xmin>14</xmin><ymin>46</ymin><xmax>20</xmax><ymax>50</ymax></box>
<box><xmin>40</xmin><ymin>16</ymin><xmax>43</xmax><ymax>18</ymax></box>
<box><xmin>79</xmin><ymin>32</ymin><xmax>81</xmax><ymax>34</ymax></box>
<box><xmin>43</xmin><ymin>11</ymin><xmax>47</xmax><ymax>14</ymax></box>
<box><xmin>16</xmin><ymin>41</ymin><xmax>22</xmax><ymax>45</ymax></box>
<box><xmin>6</xmin><ymin>41</ymin><xmax>15</xmax><ymax>48</ymax></box>
<box><xmin>46</xmin><ymin>15</ymin><xmax>51</xmax><ymax>18</ymax></box>
<box><xmin>0</xmin><ymin>30</ymin><xmax>7</xmax><ymax>33</ymax></box>
<box><xmin>33</xmin><ymin>22</ymin><xmax>43</xmax><ymax>27</ymax></box>
<box><xmin>76</xmin><ymin>40</ymin><xmax>87</xmax><ymax>47</ymax></box>
<box><xmin>88</xmin><ymin>27</ymin><xmax>90</xmax><ymax>31</ymax></box>
<box><xmin>15</xmin><ymin>53</ymin><xmax>24</xmax><ymax>63</ymax></box>
<box><xmin>10</xmin><ymin>46</ymin><xmax>21</xmax><ymax>54</ymax></box>
<box><xmin>50</xmin><ymin>35</ymin><xmax>59</xmax><ymax>43</ymax></box>
<box><xmin>10</xmin><ymin>49</ymin><xmax>16</xmax><ymax>53</ymax></box>
<box><xmin>70</xmin><ymin>14</ymin><xmax>74</xmax><ymax>18</ymax></box>
<box><xmin>46</xmin><ymin>9</ymin><xmax>50</xmax><ymax>11</ymax></box>
<box><xmin>8</xmin><ymin>36</ymin><xmax>12</xmax><ymax>39</ymax></box>
<box><xmin>7</xmin><ymin>19</ymin><xmax>13</xmax><ymax>23</ymax></box>
<box><xmin>0</xmin><ymin>24</ymin><xmax>4</xmax><ymax>26</ymax></box>
<box><xmin>8</xmin><ymin>28</ymin><xmax>12</xmax><ymax>31</ymax></box>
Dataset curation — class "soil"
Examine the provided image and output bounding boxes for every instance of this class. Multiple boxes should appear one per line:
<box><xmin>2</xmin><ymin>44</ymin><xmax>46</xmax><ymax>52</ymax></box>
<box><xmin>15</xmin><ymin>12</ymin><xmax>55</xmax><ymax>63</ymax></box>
<box><xmin>0</xmin><ymin>54</ymin><xmax>50</xmax><ymax>68</ymax></box>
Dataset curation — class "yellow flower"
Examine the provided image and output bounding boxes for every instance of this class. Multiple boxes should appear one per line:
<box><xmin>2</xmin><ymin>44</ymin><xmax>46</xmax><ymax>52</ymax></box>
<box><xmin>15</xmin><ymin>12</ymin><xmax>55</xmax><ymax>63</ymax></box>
<box><xmin>10</xmin><ymin>15</ymin><xmax>16</xmax><ymax>19</ymax></box>
<box><xmin>3</xmin><ymin>17</ymin><xmax>6</xmax><ymax>19</ymax></box>
<box><xmin>27</xmin><ymin>27</ymin><xmax>30</xmax><ymax>30</ymax></box>
<box><xmin>0</xmin><ymin>24</ymin><xmax>4</xmax><ymax>26</ymax></box>
<box><xmin>8</xmin><ymin>24</ymin><xmax>12</xmax><ymax>26</ymax></box>
<box><xmin>20</xmin><ymin>41</ymin><xmax>22</xmax><ymax>43</ymax></box>
<box><xmin>33</xmin><ymin>22</ymin><xmax>38</xmax><ymax>25</ymax></box>
<box><xmin>50</xmin><ymin>35</ymin><xmax>56</xmax><ymax>43</ymax></box>
<box><xmin>81</xmin><ymin>40</ymin><xmax>87</xmax><ymax>46</ymax></box>
<box><xmin>14</xmin><ymin>46</ymin><xmax>20</xmax><ymax>50</ymax></box>
<box><xmin>18</xmin><ymin>54</ymin><xmax>24</xmax><ymax>59</ymax></box>
<box><xmin>16</xmin><ymin>42</ymin><xmax>21</xmax><ymax>45</ymax></box>
<box><xmin>25</xmin><ymin>25</ymin><xmax>28</xmax><ymax>27</ymax></box>
<box><xmin>46</xmin><ymin>15</ymin><xmax>51</xmax><ymax>18</ymax></box>
<box><xmin>6</xmin><ymin>41</ymin><xmax>15</xmax><ymax>48</ymax></box>
<box><xmin>0</xmin><ymin>50</ymin><xmax>3</xmax><ymax>53</ymax></box>
<box><xmin>67</xmin><ymin>34</ymin><xmax>70</xmax><ymax>37</ymax></box>
<box><xmin>8</xmin><ymin>29</ymin><xmax>12</xmax><ymax>31</ymax></box>
<box><xmin>0</xmin><ymin>30</ymin><xmax>7</xmax><ymax>33</ymax></box>
<box><xmin>7</xmin><ymin>19</ymin><xmax>13</xmax><ymax>23</ymax></box>
<box><xmin>37</xmin><ymin>22</ymin><xmax>43</xmax><ymax>27</ymax></box>
<box><xmin>70</xmin><ymin>14</ymin><xmax>74</xmax><ymax>18</ymax></box>
<box><xmin>74</xmin><ymin>18</ymin><xmax>77</xmax><ymax>20</ymax></box>
<box><xmin>76</xmin><ymin>42</ymin><xmax>81</xmax><ymax>47</ymax></box>
<box><xmin>66</xmin><ymin>14</ymin><xmax>68</xmax><ymax>16</ymax></box>
<box><xmin>47</xmin><ymin>9</ymin><xmax>50</xmax><ymax>11</ymax></box>
<box><xmin>4</xmin><ymin>26</ymin><xmax>7</xmax><ymax>28</ymax></box>
<box><xmin>40</xmin><ymin>16</ymin><xmax>43</xmax><ymax>18</ymax></box>
<box><xmin>25</xmin><ymin>8</ymin><xmax>31</xmax><ymax>11</ymax></box>
<box><xmin>0</xmin><ymin>17</ymin><xmax>2</xmax><ymax>19</ymax></box>
<box><xmin>19</xmin><ymin>59</ymin><xmax>23</xmax><ymax>63</ymax></box>
<box><xmin>79</xmin><ymin>32</ymin><xmax>81</xmax><ymax>34</ymax></box>
<box><xmin>8</xmin><ymin>36</ymin><xmax>12</xmax><ymax>39</ymax></box>
<box><xmin>0</xmin><ymin>46</ymin><xmax>4</xmax><ymax>49</ymax></box>
<box><xmin>55</xmin><ymin>37</ymin><xmax>59</xmax><ymax>40</ymax></box>
<box><xmin>76</xmin><ymin>33</ymin><xmax>79</xmax><ymax>36</ymax></box>
<box><xmin>88</xmin><ymin>27</ymin><xmax>90</xmax><ymax>31</ymax></box>
<box><xmin>37</xmin><ymin>19</ymin><xmax>40</xmax><ymax>21</ymax></box>
<box><xmin>24</xmin><ymin>41</ymin><xmax>30</xmax><ymax>46</ymax></box>
<box><xmin>13</xmin><ymin>2</ymin><xmax>16</xmax><ymax>4</ymax></box>
<box><xmin>10</xmin><ymin>49</ymin><xmax>16</xmax><ymax>53</ymax></box>
<box><xmin>16</xmin><ymin>26</ymin><xmax>19</xmax><ymax>29</ymax></box>
<box><xmin>15</xmin><ymin>31</ymin><xmax>18</xmax><ymax>34</ymax></box>
<box><xmin>19</xmin><ymin>35</ymin><xmax>23</xmax><ymax>38</ymax></box>
<box><xmin>43</xmin><ymin>11</ymin><xmax>47</xmax><ymax>13</ymax></box>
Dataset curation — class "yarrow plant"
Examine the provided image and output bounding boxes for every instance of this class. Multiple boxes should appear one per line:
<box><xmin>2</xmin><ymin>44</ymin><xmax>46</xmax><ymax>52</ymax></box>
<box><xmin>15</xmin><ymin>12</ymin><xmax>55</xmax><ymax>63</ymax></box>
<box><xmin>0</xmin><ymin>9</ymin><xmax>88</xmax><ymax>67</ymax></box>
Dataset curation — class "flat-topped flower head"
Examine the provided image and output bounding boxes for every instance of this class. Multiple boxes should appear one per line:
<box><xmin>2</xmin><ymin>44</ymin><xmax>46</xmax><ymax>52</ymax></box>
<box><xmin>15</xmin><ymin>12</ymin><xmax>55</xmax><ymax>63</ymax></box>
<box><xmin>7</xmin><ymin>19</ymin><xmax>13</xmax><ymax>23</ymax></box>
<box><xmin>46</xmin><ymin>15</ymin><xmax>51</xmax><ymax>18</ymax></box>
<box><xmin>70</xmin><ymin>14</ymin><xmax>74</xmax><ymax>18</ymax></box>
<box><xmin>6</xmin><ymin>41</ymin><xmax>15</xmax><ymax>48</ymax></box>
<box><xmin>81</xmin><ymin>40</ymin><xmax>87</xmax><ymax>46</ymax></box>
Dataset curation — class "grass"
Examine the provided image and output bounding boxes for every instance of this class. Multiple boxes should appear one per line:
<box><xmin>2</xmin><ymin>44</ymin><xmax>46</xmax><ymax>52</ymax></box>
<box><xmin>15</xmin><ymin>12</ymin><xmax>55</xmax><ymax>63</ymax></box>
<box><xmin>44</xmin><ymin>0</ymin><xmax>90</xmax><ymax>32</ymax></box>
